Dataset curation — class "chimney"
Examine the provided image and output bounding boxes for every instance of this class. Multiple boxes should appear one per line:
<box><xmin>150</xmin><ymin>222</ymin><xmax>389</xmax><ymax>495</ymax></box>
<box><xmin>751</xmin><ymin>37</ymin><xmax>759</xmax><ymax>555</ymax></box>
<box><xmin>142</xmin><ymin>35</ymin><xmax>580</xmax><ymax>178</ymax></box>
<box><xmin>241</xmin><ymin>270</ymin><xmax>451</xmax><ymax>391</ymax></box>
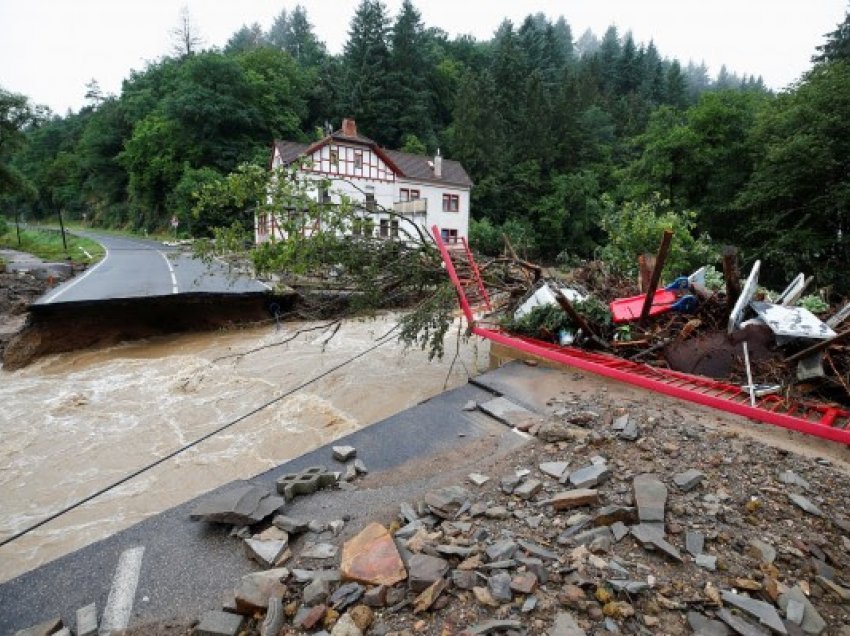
<box><xmin>342</xmin><ymin>118</ymin><xmax>357</xmax><ymax>137</ymax></box>
<box><xmin>434</xmin><ymin>147</ymin><xmax>443</xmax><ymax>178</ymax></box>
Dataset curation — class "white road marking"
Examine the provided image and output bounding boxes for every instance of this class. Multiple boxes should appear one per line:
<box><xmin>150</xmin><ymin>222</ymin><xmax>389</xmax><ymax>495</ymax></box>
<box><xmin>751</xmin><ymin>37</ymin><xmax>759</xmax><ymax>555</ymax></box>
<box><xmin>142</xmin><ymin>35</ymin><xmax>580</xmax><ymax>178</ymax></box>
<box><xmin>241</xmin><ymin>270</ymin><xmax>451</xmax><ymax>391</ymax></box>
<box><xmin>159</xmin><ymin>251</ymin><xmax>179</xmax><ymax>294</ymax></box>
<box><xmin>99</xmin><ymin>546</ymin><xmax>145</xmax><ymax>634</ymax></box>
<box><xmin>40</xmin><ymin>245</ymin><xmax>111</xmax><ymax>304</ymax></box>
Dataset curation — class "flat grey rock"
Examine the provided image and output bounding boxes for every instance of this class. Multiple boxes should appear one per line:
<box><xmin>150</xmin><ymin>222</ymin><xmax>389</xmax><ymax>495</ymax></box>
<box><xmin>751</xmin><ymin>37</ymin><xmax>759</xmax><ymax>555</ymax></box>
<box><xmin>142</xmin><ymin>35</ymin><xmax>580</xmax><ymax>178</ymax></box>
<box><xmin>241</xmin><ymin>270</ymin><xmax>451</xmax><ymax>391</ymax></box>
<box><xmin>687</xmin><ymin>611</ymin><xmax>731</xmax><ymax>636</ymax></box>
<box><xmin>408</xmin><ymin>554</ymin><xmax>449</xmax><ymax>592</ymax></box>
<box><xmin>332</xmin><ymin>445</ymin><xmax>357</xmax><ymax>461</ymax></box>
<box><xmin>789</xmin><ymin>494</ymin><xmax>823</xmax><ymax>517</ymax></box>
<box><xmin>463</xmin><ymin>620</ymin><xmax>524</xmax><ymax>635</ymax></box>
<box><xmin>717</xmin><ymin>608</ymin><xmax>769</xmax><ymax>636</ymax></box>
<box><xmin>778</xmin><ymin>586</ymin><xmax>827</xmax><ymax>635</ymax></box>
<box><xmin>630</xmin><ymin>524</ymin><xmax>682</xmax><ymax>562</ymax></box>
<box><xmin>612</xmin><ymin>413</ymin><xmax>630</xmax><ymax>431</ymax></box>
<box><xmin>539</xmin><ymin>461</ymin><xmax>569</xmax><ymax>479</ymax></box>
<box><xmin>721</xmin><ymin>591</ymin><xmax>787</xmax><ymax>634</ymax></box>
<box><xmin>517</xmin><ymin>539</ymin><xmax>559</xmax><ymax>560</ymax></box>
<box><xmin>748</xmin><ymin>538</ymin><xmax>777</xmax><ymax>564</ymax></box>
<box><xmin>425</xmin><ymin>485</ymin><xmax>471</xmax><ymax>518</ymax></box>
<box><xmin>479</xmin><ymin>396</ymin><xmax>540</xmax><ymax>430</ymax></box>
<box><xmin>75</xmin><ymin>603</ymin><xmax>97</xmax><ymax>636</ymax></box>
<box><xmin>514</xmin><ymin>479</ymin><xmax>543</xmax><ymax>500</ymax></box>
<box><xmin>611</xmin><ymin>522</ymin><xmax>629</xmax><ymax>542</ymax></box>
<box><xmin>696</xmin><ymin>554</ymin><xmax>717</xmax><ymax>571</ymax></box>
<box><xmin>486</xmin><ymin>539</ymin><xmax>518</xmax><ymax>562</ymax></box>
<box><xmin>273</xmin><ymin>515</ymin><xmax>310</xmax><ymax>534</ymax></box>
<box><xmin>619</xmin><ymin>418</ymin><xmax>640</xmax><ymax>441</ymax></box>
<box><xmin>786</xmin><ymin>599</ymin><xmax>805</xmax><ymax>626</ymax></box>
<box><xmin>468</xmin><ymin>473</ymin><xmax>490</xmax><ymax>486</ymax></box>
<box><xmin>462</xmin><ymin>400</ymin><xmax>478</xmax><ymax>411</ymax></box>
<box><xmin>190</xmin><ymin>484</ymin><xmax>284</xmax><ymax>525</ymax></box>
<box><xmin>607</xmin><ymin>580</ymin><xmax>649</xmax><ymax>594</ymax></box>
<box><xmin>686</xmin><ymin>531</ymin><xmax>705</xmax><ymax>557</ymax></box>
<box><xmin>567</xmin><ymin>464</ymin><xmax>612</xmax><ymax>489</ymax></box>
<box><xmin>634</xmin><ymin>474</ymin><xmax>667</xmax><ymax>523</ymax></box>
<box><xmin>673</xmin><ymin>469</ymin><xmax>705</xmax><ymax>491</ymax></box>
<box><xmin>245</xmin><ymin>537</ymin><xmax>288</xmax><ymax>567</ymax></box>
<box><xmin>488</xmin><ymin>570</ymin><xmax>513</xmax><ymax>603</ymax></box>
<box><xmin>328</xmin><ymin>582</ymin><xmax>364</xmax><ymax>611</ymax></box>
<box><xmin>196</xmin><ymin>610</ymin><xmax>245</xmax><ymax>636</ymax></box>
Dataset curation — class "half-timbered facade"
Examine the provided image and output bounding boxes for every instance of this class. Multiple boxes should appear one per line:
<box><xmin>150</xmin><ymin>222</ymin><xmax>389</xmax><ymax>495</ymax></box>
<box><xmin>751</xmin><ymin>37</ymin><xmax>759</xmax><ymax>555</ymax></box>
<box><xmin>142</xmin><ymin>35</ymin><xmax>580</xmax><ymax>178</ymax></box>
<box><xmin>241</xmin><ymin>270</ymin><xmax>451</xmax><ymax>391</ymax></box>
<box><xmin>256</xmin><ymin>118</ymin><xmax>472</xmax><ymax>244</ymax></box>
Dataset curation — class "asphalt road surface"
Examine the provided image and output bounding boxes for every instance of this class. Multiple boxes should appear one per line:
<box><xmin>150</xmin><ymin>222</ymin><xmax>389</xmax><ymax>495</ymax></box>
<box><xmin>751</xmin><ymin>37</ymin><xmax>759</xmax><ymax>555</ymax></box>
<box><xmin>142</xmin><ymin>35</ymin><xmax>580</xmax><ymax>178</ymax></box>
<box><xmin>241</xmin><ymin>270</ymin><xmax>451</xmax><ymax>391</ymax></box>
<box><xmin>35</xmin><ymin>232</ymin><xmax>269</xmax><ymax>305</ymax></box>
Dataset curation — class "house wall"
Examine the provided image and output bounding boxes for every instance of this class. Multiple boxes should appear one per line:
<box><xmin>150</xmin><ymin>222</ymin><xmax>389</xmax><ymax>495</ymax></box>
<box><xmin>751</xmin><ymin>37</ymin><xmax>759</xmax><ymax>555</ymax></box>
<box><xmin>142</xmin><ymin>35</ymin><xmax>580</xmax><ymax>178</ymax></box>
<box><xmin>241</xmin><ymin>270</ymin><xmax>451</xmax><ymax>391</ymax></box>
<box><xmin>258</xmin><ymin>143</ymin><xmax>470</xmax><ymax>244</ymax></box>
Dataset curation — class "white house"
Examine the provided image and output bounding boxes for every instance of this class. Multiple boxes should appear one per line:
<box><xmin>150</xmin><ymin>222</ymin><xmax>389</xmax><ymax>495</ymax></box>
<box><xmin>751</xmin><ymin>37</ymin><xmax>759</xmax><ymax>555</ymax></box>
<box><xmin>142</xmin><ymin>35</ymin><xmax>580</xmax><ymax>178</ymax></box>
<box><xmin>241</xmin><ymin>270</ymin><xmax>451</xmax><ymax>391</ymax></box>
<box><xmin>256</xmin><ymin>118</ymin><xmax>472</xmax><ymax>245</ymax></box>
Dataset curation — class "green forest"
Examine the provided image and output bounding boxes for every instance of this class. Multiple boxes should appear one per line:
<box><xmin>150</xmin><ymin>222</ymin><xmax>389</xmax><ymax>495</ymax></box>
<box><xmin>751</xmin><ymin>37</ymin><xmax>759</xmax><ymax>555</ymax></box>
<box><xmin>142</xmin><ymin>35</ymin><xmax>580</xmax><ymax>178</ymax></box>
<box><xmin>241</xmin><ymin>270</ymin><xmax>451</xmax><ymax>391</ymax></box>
<box><xmin>1</xmin><ymin>1</ymin><xmax>850</xmax><ymax>293</ymax></box>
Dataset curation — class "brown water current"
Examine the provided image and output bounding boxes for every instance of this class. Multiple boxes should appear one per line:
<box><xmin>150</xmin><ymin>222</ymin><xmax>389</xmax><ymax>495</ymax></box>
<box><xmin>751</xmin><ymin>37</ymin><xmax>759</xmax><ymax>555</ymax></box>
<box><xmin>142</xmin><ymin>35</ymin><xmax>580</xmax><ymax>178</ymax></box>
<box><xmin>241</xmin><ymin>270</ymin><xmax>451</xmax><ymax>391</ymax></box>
<box><xmin>0</xmin><ymin>315</ymin><xmax>486</xmax><ymax>583</ymax></box>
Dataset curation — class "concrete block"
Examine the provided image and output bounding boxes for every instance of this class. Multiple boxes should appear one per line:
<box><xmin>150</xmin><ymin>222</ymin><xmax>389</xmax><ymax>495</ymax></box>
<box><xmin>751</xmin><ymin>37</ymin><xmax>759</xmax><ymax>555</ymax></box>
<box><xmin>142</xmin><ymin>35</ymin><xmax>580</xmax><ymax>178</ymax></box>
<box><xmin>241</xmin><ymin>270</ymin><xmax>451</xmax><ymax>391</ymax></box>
<box><xmin>196</xmin><ymin>610</ymin><xmax>245</xmax><ymax>636</ymax></box>
<box><xmin>275</xmin><ymin>466</ymin><xmax>336</xmax><ymax>501</ymax></box>
<box><xmin>75</xmin><ymin>603</ymin><xmax>97</xmax><ymax>636</ymax></box>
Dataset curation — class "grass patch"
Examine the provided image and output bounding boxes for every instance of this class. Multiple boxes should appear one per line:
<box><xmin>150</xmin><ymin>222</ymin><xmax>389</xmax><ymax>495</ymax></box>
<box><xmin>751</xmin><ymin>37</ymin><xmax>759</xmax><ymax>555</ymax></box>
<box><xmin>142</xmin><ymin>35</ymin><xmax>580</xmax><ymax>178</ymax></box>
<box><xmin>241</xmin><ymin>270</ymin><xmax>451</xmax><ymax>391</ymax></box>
<box><xmin>64</xmin><ymin>221</ymin><xmax>175</xmax><ymax>242</ymax></box>
<box><xmin>0</xmin><ymin>228</ymin><xmax>105</xmax><ymax>265</ymax></box>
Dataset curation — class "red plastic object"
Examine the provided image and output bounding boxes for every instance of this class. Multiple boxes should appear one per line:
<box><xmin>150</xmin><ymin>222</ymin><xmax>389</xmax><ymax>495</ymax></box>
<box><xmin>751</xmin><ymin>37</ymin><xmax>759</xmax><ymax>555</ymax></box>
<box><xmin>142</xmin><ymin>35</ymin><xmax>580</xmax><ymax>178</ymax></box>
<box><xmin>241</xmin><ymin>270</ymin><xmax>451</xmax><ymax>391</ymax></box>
<box><xmin>610</xmin><ymin>290</ymin><xmax>678</xmax><ymax>323</ymax></box>
<box><xmin>432</xmin><ymin>225</ymin><xmax>850</xmax><ymax>446</ymax></box>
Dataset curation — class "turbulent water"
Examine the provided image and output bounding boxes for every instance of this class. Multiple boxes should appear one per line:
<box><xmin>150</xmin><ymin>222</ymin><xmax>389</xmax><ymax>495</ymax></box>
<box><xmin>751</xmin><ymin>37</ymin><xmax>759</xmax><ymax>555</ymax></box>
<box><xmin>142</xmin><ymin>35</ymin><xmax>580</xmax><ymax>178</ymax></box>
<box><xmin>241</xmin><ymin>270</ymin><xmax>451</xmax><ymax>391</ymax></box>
<box><xmin>0</xmin><ymin>315</ymin><xmax>486</xmax><ymax>583</ymax></box>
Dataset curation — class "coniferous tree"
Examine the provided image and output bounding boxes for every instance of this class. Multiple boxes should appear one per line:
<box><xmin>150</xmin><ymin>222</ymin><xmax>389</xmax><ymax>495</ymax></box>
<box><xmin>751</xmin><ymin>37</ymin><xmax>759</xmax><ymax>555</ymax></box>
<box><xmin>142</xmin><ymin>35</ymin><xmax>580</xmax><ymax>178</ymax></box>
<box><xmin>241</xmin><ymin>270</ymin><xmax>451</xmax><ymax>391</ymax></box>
<box><xmin>813</xmin><ymin>6</ymin><xmax>850</xmax><ymax>64</ymax></box>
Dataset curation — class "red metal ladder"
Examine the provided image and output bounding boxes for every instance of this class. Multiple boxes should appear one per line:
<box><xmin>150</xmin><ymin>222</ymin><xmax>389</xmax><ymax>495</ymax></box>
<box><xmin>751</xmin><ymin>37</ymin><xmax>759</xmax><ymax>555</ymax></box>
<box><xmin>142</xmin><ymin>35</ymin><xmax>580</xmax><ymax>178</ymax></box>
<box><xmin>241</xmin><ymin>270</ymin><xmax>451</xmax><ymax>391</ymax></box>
<box><xmin>431</xmin><ymin>226</ymin><xmax>850</xmax><ymax>446</ymax></box>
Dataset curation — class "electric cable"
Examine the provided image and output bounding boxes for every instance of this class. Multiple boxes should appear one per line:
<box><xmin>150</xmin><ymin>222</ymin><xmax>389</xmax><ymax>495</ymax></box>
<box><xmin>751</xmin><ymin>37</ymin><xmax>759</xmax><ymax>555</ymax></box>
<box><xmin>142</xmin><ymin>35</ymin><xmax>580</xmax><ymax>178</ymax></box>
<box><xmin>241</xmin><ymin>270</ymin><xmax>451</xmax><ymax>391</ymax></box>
<box><xmin>0</xmin><ymin>334</ymin><xmax>393</xmax><ymax>548</ymax></box>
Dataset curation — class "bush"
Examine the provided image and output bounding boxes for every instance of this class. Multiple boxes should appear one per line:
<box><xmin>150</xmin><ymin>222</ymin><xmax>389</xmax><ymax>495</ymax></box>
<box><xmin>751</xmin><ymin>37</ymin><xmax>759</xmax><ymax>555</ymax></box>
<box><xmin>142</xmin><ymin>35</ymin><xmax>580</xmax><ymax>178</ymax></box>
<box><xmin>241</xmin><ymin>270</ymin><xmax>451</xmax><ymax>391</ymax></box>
<box><xmin>469</xmin><ymin>217</ymin><xmax>537</xmax><ymax>258</ymax></box>
<box><xmin>0</xmin><ymin>215</ymin><xmax>8</xmax><ymax>237</ymax></box>
<box><xmin>598</xmin><ymin>194</ymin><xmax>717</xmax><ymax>278</ymax></box>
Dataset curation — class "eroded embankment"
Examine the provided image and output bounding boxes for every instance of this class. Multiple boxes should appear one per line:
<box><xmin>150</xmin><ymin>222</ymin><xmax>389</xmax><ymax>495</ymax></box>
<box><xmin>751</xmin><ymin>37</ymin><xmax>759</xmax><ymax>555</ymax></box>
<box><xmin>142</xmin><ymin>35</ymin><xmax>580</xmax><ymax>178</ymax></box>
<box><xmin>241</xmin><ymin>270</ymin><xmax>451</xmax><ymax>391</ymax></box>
<box><xmin>2</xmin><ymin>292</ymin><xmax>298</xmax><ymax>370</ymax></box>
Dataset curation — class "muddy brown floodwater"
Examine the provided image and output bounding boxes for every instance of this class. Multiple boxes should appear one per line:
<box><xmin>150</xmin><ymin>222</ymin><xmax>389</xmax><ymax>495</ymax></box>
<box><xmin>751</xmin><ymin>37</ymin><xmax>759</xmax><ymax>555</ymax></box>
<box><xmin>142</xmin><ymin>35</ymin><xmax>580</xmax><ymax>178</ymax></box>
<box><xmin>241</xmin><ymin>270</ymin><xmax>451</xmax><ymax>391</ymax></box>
<box><xmin>0</xmin><ymin>315</ymin><xmax>488</xmax><ymax>583</ymax></box>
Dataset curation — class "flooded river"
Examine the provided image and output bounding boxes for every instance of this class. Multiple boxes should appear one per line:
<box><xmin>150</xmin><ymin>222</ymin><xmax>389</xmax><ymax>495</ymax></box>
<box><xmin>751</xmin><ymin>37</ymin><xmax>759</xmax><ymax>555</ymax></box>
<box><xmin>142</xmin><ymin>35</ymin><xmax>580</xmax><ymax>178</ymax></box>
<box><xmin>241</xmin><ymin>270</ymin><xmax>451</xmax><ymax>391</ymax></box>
<box><xmin>0</xmin><ymin>316</ymin><xmax>487</xmax><ymax>583</ymax></box>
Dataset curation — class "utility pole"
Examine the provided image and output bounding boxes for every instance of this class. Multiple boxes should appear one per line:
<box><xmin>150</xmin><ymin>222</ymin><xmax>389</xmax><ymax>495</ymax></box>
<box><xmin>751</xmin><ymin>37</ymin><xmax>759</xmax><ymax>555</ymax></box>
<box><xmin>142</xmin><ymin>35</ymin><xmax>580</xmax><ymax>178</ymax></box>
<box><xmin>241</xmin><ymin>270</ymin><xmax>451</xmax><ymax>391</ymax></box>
<box><xmin>15</xmin><ymin>209</ymin><xmax>21</xmax><ymax>246</ymax></box>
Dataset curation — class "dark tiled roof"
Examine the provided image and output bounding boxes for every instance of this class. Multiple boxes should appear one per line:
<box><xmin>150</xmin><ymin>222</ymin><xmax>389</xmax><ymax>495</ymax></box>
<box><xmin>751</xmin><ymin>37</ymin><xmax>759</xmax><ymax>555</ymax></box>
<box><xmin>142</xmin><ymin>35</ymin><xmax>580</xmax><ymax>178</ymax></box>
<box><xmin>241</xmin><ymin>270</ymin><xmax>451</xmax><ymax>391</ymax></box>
<box><xmin>272</xmin><ymin>136</ymin><xmax>472</xmax><ymax>189</ymax></box>
<box><xmin>384</xmin><ymin>149</ymin><xmax>472</xmax><ymax>189</ymax></box>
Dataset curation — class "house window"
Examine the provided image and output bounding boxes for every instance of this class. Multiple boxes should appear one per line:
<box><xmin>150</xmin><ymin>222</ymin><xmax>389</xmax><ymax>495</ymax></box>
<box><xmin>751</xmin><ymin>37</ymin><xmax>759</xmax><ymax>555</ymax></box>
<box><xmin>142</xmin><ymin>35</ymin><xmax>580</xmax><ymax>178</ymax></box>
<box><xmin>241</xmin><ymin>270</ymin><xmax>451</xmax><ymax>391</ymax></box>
<box><xmin>379</xmin><ymin>219</ymin><xmax>399</xmax><ymax>238</ymax></box>
<box><xmin>354</xmin><ymin>150</ymin><xmax>363</xmax><ymax>170</ymax></box>
<box><xmin>318</xmin><ymin>186</ymin><xmax>331</xmax><ymax>204</ymax></box>
<box><xmin>442</xmin><ymin>194</ymin><xmax>459</xmax><ymax>212</ymax></box>
<box><xmin>410</xmin><ymin>189</ymin><xmax>420</xmax><ymax>200</ymax></box>
<box><xmin>441</xmin><ymin>228</ymin><xmax>458</xmax><ymax>243</ymax></box>
<box><xmin>329</xmin><ymin>147</ymin><xmax>338</xmax><ymax>166</ymax></box>
<box><xmin>365</xmin><ymin>186</ymin><xmax>376</xmax><ymax>212</ymax></box>
<box><xmin>400</xmin><ymin>188</ymin><xmax>409</xmax><ymax>202</ymax></box>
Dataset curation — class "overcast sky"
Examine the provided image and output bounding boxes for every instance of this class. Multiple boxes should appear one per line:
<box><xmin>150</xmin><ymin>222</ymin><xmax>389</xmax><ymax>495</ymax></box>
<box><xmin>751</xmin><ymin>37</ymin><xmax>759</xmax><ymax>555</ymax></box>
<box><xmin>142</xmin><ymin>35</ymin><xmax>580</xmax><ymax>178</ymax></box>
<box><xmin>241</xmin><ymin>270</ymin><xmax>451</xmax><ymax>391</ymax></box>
<box><xmin>1</xmin><ymin>0</ymin><xmax>847</xmax><ymax>114</ymax></box>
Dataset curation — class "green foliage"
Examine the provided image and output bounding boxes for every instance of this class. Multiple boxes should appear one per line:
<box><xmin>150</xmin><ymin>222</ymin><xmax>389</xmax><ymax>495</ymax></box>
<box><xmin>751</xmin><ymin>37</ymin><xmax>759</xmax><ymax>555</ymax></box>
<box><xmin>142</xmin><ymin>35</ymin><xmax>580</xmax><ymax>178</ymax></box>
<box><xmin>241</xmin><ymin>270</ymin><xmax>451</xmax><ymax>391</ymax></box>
<box><xmin>598</xmin><ymin>194</ymin><xmax>717</xmax><ymax>277</ymax></box>
<box><xmin>469</xmin><ymin>217</ymin><xmax>536</xmax><ymax>258</ymax></box>
<box><xmin>0</xmin><ymin>215</ymin><xmax>8</xmax><ymax>237</ymax></box>
<box><xmin>500</xmin><ymin>296</ymin><xmax>611</xmax><ymax>340</ymax></box>
<box><xmin>799</xmin><ymin>294</ymin><xmax>829</xmax><ymax>314</ymax></box>
<box><xmin>0</xmin><ymin>228</ymin><xmax>104</xmax><ymax>264</ymax></box>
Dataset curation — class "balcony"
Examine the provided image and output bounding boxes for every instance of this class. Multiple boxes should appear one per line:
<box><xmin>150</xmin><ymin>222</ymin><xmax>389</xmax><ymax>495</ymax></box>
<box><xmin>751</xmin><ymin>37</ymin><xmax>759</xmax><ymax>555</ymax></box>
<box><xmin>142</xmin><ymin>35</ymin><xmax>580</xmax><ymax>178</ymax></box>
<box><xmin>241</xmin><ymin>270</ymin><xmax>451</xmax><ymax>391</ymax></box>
<box><xmin>393</xmin><ymin>198</ymin><xmax>428</xmax><ymax>216</ymax></box>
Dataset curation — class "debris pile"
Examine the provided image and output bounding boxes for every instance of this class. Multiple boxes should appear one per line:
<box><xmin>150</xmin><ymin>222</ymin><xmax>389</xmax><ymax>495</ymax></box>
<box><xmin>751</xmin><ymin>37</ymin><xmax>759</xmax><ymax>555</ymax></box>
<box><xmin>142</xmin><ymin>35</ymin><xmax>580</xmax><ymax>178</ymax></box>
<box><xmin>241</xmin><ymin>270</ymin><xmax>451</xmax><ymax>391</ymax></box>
<box><xmin>181</xmin><ymin>398</ymin><xmax>850</xmax><ymax>635</ymax></box>
<box><xmin>487</xmin><ymin>248</ymin><xmax>850</xmax><ymax>411</ymax></box>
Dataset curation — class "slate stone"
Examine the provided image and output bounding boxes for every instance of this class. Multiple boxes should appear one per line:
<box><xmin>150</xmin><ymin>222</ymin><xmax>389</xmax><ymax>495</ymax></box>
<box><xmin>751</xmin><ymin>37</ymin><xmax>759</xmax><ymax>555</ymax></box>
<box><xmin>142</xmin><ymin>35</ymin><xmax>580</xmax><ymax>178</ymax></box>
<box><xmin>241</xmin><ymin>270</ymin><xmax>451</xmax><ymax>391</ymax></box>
<box><xmin>488</xmin><ymin>570</ymin><xmax>513</xmax><ymax>603</ymax></box>
<box><xmin>612</xmin><ymin>413</ymin><xmax>630</xmax><ymax>431</ymax></box>
<box><xmin>425</xmin><ymin>485</ymin><xmax>471</xmax><ymax>518</ymax></box>
<box><xmin>517</xmin><ymin>539</ymin><xmax>559</xmax><ymax>560</ymax></box>
<box><xmin>540</xmin><ymin>461</ymin><xmax>569</xmax><ymax>479</ymax></box>
<box><xmin>816</xmin><ymin>575</ymin><xmax>850</xmax><ymax>601</ymax></box>
<box><xmin>717</xmin><ymin>608</ymin><xmax>770</xmax><ymax>636</ymax></box>
<box><xmin>329</xmin><ymin>582</ymin><xmax>365</xmax><ymax>611</ymax></box>
<box><xmin>330</xmin><ymin>612</ymin><xmax>362</xmax><ymax>636</ymax></box>
<box><xmin>452</xmin><ymin>569</ymin><xmax>479</xmax><ymax>590</ymax></box>
<box><xmin>537</xmin><ymin>418</ymin><xmax>585</xmax><ymax>442</ymax></box>
<box><xmin>292</xmin><ymin>569</ymin><xmax>341</xmax><ymax>583</ymax></box>
<box><xmin>630</xmin><ymin>524</ymin><xmax>682</xmax><ymax>562</ymax></box>
<box><xmin>786</xmin><ymin>599</ymin><xmax>806</xmax><ymax>625</ymax></box>
<box><xmin>696</xmin><ymin>554</ymin><xmax>717</xmax><ymax>571</ymax></box>
<box><xmin>550</xmin><ymin>611</ymin><xmax>587</xmax><ymax>636</ymax></box>
<box><xmin>633</xmin><ymin>474</ymin><xmax>667</xmax><ymax>523</ymax></box>
<box><xmin>748</xmin><ymin>538</ymin><xmax>777</xmax><ymax>564</ymax></box>
<box><xmin>301</xmin><ymin>543</ymin><xmax>338</xmax><ymax>559</ymax></box>
<box><xmin>294</xmin><ymin>604</ymin><xmax>327</xmax><ymax>630</ymax></box>
<box><xmin>190</xmin><ymin>484</ymin><xmax>284</xmax><ymax>525</ymax></box>
<box><xmin>333</xmin><ymin>445</ymin><xmax>357</xmax><ymax>461</ymax></box>
<box><xmin>303</xmin><ymin>576</ymin><xmax>331</xmax><ymax>609</ymax></box>
<box><xmin>721</xmin><ymin>591</ymin><xmax>787</xmax><ymax>634</ymax></box>
<box><xmin>619</xmin><ymin>419</ymin><xmax>640</xmax><ymax>441</ymax></box>
<box><xmin>611</xmin><ymin>522</ymin><xmax>629</xmax><ymax>542</ymax></box>
<box><xmin>262</xmin><ymin>597</ymin><xmax>284</xmax><ymax>636</ymax></box>
<box><xmin>413</xmin><ymin>579</ymin><xmax>447</xmax><ymax>614</ymax></box>
<box><xmin>686</xmin><ymin>531</ymin><xmax>705</xmax><ymax>557</ymax></box>
<box><xmin>233</xmin><ymin>568</ymin><xmax>289</xmax><ymax>614</ymax></box>
<box><xmin>245</xmin><ymin>536</ymin><xmax>288</xmax><ymax>567</ymax></box>
<box><xmin>468</xmin><ymin>473</ymin><xmax>490</xmax><ymax>486</ymax></box>
<box><xmin>481</xmin><ymin>560</ymin><xmax>517</xmax><ymax>570</ymax></box>
<box><xmin>75</xmin><ymin>603</ymin><xmax>97</xmax><ymax>636</ymax></box>
<box><xmin>486</xmin><ymin>539</ymin><xmax>518</xmax><ymax>562</ymax></box>
<box><xmin>522</xmin><ymin>596</ymin><xmax>538</xmax><ymax>613</ymax></box>
<box><xmin>363</xmin><ymin>585</ymin><xmax>388</xmax><ymax>607</ymax></box>
<box><xmin>607</xmin><ymin>580</ymin><xmax>649</xmax><ymax>594</ymax></box>
<box><xmin>687</xmin><ymin>611</ymin><xmax>732</xmax><ymax>636</ymax></box>
<box><xmin>514</xmin><ymin>478</ymin><xmax>543</xmax><ymax>500</ymax></box>
<box><xmin>567</xmin><ymin>464</ymin><xmax>612</xmax><ymax>489</ymax></box>
<box><xmin>196</xmin><ymin>611</ymin><xmax>245</xmax><ymax>636</ymax></box>
<box><xmin>462</xmin><ymin>400</ymin><xmax>477</xmax><ymax>411</ymax></box>
<box><xmin>778</xmin><ymin>586</ymin><xmax>827</xmax><ymax>635</ymax></box>
<box><xmin>343</xmin><ymin>463</ymin><xmax>358</xmax><ymax>482</ymax></box>
<box><xmin>340</xmin><ymin>523</ymin><xmax>407</xmax><ymax>586</ymax></box>
<box><xmin>484</xmin><ymin>505</ymin><xmax>510</xmax><ymax>519</ymax></box>
<box><xmin>546</xmin><ymin>489</ymin><xmax>599</xmax><ymax>510</ymax></box>
<box><xmin>500</xmin><ymin>474</ymin><xmax>523</xmax><ymax>494</ymax></box>
<box><xmin>408</xmin><ymin>554</ymin><xmax>449</xmax><ymax>592</ymax></box>
<box><xmin>479</xmin><ymin>396</ymin><xmax>540</xmax><ymax>430</ymax></box>
<box><xmin>395</xmin><ymin>520</ymin><xmax>425</xmax><ymax>540</ymax></box>
<box><xmin>399</xmin><ymin>502</ymin><xmax>418</xmax><ymax>524</ymax></box>
<box><xmin>353</xmin><ymin>459</ymin><xmax>368</xmax><ymax>475</ymax></box>
<box><xmin>436</xmin><ymin>544</ymin><xmax>478</xmax><ymax>558</ymax></box>
<box><xmin>273</xmin><ymin>515</ymin><xmax>310</xmax><ymax>534</ymax></box>
<box><xmin>572</xmin><ymin>526</ymin><xmax>613</xmax><ymax>548</ymax></box>
<box><xmin>789</xmin><ymin>494</ymin><xmax>823</xmax><ymax>517</ymax></box>
<box><xmin>673</xmin><ymin>469</ymin><xmax>705</xmax><ymax>491</ymax></box>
